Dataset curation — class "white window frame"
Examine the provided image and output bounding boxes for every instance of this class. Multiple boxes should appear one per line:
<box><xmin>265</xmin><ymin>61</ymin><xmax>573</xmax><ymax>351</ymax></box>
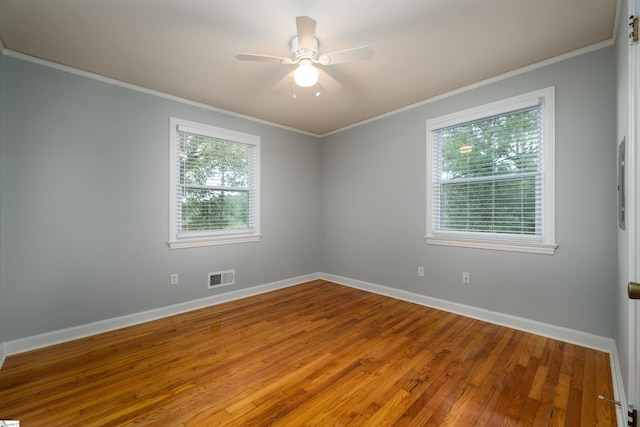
<box><xmin>425</xmin><ymin>87</ymin><xmax>557</xmax><ymax>255</ymax></box>
<box><xmin>169</xmin><ymin>117</ymin><xmax>261</xmax><ymax>249</ymax></box>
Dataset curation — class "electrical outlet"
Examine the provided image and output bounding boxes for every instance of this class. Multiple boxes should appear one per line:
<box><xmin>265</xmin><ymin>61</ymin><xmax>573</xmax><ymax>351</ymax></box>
<box><xmin>418</xmin><ymin>266</ymin><xmax>424</xmax><ymax>277</ymax></box>
<box><xmin>171</xmin><ymin>273</ymin><xmax>179</xmax><ymax>285</ymax></box>
<box><xmin>462</xmin><ymin>272</ymin><xmax>470</xmax><ymax>284</ymax></box>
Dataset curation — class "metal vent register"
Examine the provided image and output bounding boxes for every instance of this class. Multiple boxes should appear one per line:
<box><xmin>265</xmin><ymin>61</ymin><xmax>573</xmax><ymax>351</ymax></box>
<box><xmin>208</xmin><ymin>270</ymin><xmax>235</xmax><ymax>289</ymax></box>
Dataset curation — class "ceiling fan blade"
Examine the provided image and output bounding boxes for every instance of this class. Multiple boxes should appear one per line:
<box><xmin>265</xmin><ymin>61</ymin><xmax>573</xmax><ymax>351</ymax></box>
<box><xmin>236</xmin><ymin>53</ymin><xmax>293</xmax><ymax>64</ymax></box>
<box><xmin>271</xmin><ymin>72</ymin><xmax>294</xmax><ymax>95</ymax></box>
<box><xmin>318</xmin><ymin>70</ymin><xmax>342</xmax><ymax>92</ymax></box>
<box><xmin>296</xmin><ymin>16</ymin><xmax>317</xmax><ymax>52</ymax></box>
<box><xmin>318</xmin><ymin>46</ymin><xmax>374</xmax><ymax>65</ymax></box>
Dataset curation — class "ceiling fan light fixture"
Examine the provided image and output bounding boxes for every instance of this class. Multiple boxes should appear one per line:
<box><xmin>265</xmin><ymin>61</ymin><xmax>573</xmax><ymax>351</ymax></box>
<box><xmin>237</xmin><ymin>16</ymin><xmax>372</xmax><ymax>96</ymax></box>
<box><xmin>294</xmin><ymin>59</ymin><xmax>319</xmax><ymax>87</ymax></box>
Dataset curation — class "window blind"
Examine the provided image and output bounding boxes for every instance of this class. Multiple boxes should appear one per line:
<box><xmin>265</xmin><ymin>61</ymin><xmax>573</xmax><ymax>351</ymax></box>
<box><xmin>175</xmin><ymin>127</ymin><xmax>257</xmax><ymax>238</ymax></box>
<box><xmin>431</xmin><ymin>103</ymin><xmax>543</xmax><ymax>241</ymax></box>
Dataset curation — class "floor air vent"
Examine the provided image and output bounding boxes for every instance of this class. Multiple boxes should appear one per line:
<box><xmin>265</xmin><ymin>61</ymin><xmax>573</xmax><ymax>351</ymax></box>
<box><xmin>208</xmin><ymin>269</ymin><xmax>235</xmax><ymax>289</ymax></box>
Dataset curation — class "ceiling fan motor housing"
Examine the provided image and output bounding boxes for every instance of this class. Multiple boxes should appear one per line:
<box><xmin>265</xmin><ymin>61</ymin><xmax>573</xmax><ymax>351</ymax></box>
<box><xmin>291</xmin><ymin>36</ymin><xmax>319</xmax><ymax>61</ymax></box>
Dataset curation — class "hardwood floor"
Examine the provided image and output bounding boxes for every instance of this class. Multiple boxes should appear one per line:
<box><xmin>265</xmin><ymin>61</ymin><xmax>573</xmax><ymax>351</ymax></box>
<box><xmin>0</xmin><ymin>280</ymin><xmax>617</xmax><ymax>426</ymax></box>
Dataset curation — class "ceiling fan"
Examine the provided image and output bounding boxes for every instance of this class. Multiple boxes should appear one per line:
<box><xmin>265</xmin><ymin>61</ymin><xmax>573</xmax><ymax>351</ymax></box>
<box><xmin>236</xmin><ymin>16</ymin><xmax>374</xmax><ymax>96</ymax></box>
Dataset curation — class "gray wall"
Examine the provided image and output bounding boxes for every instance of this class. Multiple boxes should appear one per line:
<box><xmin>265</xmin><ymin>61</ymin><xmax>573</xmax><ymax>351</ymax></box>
<box><xmin>0</xmin><ymin>56</ymin><xmax>321</xmax><ymax>341</ymax></box>
<box><xmin>0</xmin><ymin>44</ymin><xmax>618</xmax><ymax>343</ymax></box>
<box><xmin>320</xmin><ymin>46</ymin><xmax>617</xmax><ymax>338</ymax></box>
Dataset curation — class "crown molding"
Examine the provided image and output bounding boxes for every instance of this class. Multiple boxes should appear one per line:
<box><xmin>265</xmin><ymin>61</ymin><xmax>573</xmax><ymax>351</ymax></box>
<box><xmin>1</xmin><ymin>49</ymin><xmax>319</xmax><ymax>137</ymax></box>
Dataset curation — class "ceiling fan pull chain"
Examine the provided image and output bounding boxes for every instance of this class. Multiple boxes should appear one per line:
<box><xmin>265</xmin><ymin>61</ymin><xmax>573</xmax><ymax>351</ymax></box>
<box><xmin>292</xmin><ymin>82</ymin><xmax>297</xmax><ymax>100</ymax></box>
<box><xmin>316</xmin><ymin>81</ymin><xmax>320</xmax><ymax>97</ymax></box>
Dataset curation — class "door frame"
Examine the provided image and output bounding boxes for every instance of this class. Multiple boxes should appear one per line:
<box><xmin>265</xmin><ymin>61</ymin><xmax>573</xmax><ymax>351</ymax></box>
<box><xmin>630</xmin><ymin>0</ymin><xmax>640</xmax><ymax>414</ymax></box>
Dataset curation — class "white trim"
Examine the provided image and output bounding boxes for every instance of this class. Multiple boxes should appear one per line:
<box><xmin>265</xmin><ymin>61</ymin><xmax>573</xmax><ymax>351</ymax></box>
<box><xmin>610</xmin><ymin>343</ymin><xmax>629</xmax><ymax>427</ymax></box>
<box><xmin>0</xmin><ymin>343</ymin><xmax>6</xmax><ymax>370</ymax></box>
<box><xmin>1</xmin><ymin>50</ymin><xmax>318</xmax><ymax>138</ymax></box>
<box><xmin>1</xmin><ymin>272</ymin><xmax>617</xmax><ymax>354</ymax></box>
<box><xmin>322</xmin><ymin>40</ymin><xmax>613</xmax><ymax>137</ymax></box>
<box><xmin>628</xmin><ymin>0</ymin><xmax>640</xmax><ymax>414</ymax></box>
<box><xmin>2</xmin><ymin>40</ymin><xmax>613</xmax><ymax>138</ymax></box>
<box><xmin>543</xmin><ymin>87</ymin><xmax>557</xmax><ymax>246</ymax></box>
<box><xmin>320</xmin><ymin>272</ymin><xmax>615</xmax><ymax>353</ymax></box>
<box><xmin>0</xmin><ymin>270</ymin><xmax>626</xmax><ymax>425</ymax></box>
<box><xmin>176</xmin><ymin>120</ymin><xmax>260</xmax><ymax>145</ymax></box>
<box><xmin>427</xmin><ymin>93</ymin><xmax>543</xmax><ymax>131</ymax></box>
<box><xmin>426</xmin><ymin>87</ymin><xmax>556</xmax><ymax>254</ymax></box>
<box><xmin>1</xmin><ymin>273</ymin><xmax>320</xmax><ymax>356</ymax></box>
<box><xmin>168</xmin><ymin>117</ymin><xmax>261</xmax><ymax>248</ymax></box>
<box><xmin>168</xmin><ymin>234</ymin><xmax>262</xmax><ymax>249</ymax></box>
<box><xmin>425</xmin><ymin>236</ymin><xmax>557</xmax><ymax>255</ymax></box>
<box><xmin>325</xmin><ymin>271</ymin><xmax>625</xmax><ymax>426</ymax></box>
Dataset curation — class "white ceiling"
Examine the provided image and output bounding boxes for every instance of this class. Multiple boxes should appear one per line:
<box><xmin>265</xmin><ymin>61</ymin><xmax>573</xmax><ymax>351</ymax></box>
<box><xmin>0</xmin><ymin>0</ymin><xmax>619</xmax><ymax>136</ymax></box>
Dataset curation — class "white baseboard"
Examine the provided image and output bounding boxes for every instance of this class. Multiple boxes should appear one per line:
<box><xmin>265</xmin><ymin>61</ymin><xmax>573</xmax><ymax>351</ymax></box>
<box><xmin>2</xmin><ymin>273</ymin><xmax>321</xmax><ymax>356</ymax></box>
<box><xmin>0</xmin><ymin>271</ymin><xmax>627</xmax><ymax>427</ymax></box>
<box><xmin>608</xmin><ymin>344</ymin><xmax>629</xmax><ymax>427</ymax></box>
<box><xmin>0</xmin><ymin>343</ymin><xmax>6</xmax><ymax>371</ymax></box>
<box><xmin>319</xmin><ymin>273</ymin><xmax>626</xmax><ymax>427</ymax></box>
<box><xmin>1</xmin><ymin>271</ymin><xmax>619</xmax><ymax>354</ymax></box>
<box><xmin>320</xmin><ymin>273</ymin><xmax>616</xmax><ymax>352</ymax></box>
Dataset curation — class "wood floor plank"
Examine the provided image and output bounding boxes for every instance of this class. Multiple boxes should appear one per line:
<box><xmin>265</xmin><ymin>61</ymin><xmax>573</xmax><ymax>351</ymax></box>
<box><xmin>597</xmin><ymin>351</ymin><xmax>617</xmax><ymax>426</ymax></box>
<box><xmin>0</xmin><ymin>280</ymin><xmax>617</xmax><ymax>426</ymax></box>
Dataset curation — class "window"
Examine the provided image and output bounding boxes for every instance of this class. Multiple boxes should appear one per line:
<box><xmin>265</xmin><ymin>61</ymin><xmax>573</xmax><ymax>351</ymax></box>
<box><xmin>426</xmin><ymin>87</ymin><xmax>556</xmax><ymax>254</ymax></box>
<box><xmin>169</xmin><ymin>118</ymin><xmax>260</xmax><ymax>249</ymax></box>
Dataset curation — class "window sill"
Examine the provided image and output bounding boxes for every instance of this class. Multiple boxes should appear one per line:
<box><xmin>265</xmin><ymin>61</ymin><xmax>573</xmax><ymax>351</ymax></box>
<box><xmin>169</xmin><ymin>234</ymin><xmax>262</xmax><ymax>249</ymax></box>
<box><xmin>425</xmin><ymin>236</ymin><xmax>557</xmax><ymax>255</ymax></box>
